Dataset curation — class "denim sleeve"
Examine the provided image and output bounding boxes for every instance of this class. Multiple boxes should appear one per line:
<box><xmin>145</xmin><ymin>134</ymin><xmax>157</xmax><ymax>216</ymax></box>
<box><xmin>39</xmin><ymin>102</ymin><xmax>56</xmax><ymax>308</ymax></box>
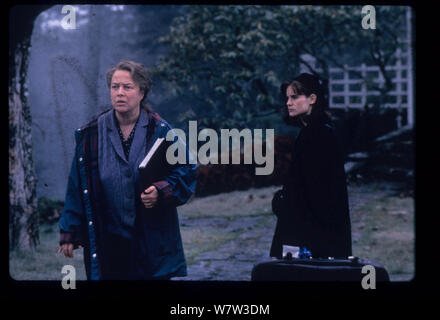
<box><xmin>59</xmin><ymin>146</ymin><xmax>85</xmax><ymax>236</ymax></box>
<box><xmin>152</xmin><ymin>163</ymin><xmax>197</xmax><ymax>208</ymax></box>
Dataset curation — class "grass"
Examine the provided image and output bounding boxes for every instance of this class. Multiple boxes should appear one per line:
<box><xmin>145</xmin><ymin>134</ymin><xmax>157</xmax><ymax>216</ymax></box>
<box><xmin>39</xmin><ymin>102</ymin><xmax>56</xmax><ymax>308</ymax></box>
<box><xmin>351</xmin><ymin>195</ymin><xmax>414</xmax><ymax>277</ymax></box>
<box><xmin>9</xmin><ymin>182</ymin><xmax>414</xmax><ymax>281</ymax></box>
<box><xmin>9</xmin><ymin>223</ymin><xmax>87</xmax><ymax>281</ymax></box>
<box><xmin>179</xmin><ymin>186</ymin><xmax>279</xmax><ymax>219</ymax></box>
<box><xmin>180</xmin><ymin>226</ymin><xmax>236</xmax><ymax>265</ymax></box>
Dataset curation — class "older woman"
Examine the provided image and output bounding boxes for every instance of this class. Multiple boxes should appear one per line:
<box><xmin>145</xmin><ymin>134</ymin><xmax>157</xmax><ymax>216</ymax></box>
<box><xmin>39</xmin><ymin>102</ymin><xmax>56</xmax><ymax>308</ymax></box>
<box><xmin>57</xmin><ymin>60</ymin><xmax>197</xmax><ymax>280</ymax></box>
<box><xmin>270</xmin><ymin>73</ymin><xmax>352</xmax><ymax>259</ymax></box>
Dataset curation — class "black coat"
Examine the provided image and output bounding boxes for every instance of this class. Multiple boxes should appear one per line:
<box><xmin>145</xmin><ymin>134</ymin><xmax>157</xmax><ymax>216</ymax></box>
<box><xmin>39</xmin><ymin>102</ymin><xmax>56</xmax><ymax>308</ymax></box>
<box><xmin>270</xmin><ymin>115</ymin><xmax>352</xmax><ymax>258</ymax></box>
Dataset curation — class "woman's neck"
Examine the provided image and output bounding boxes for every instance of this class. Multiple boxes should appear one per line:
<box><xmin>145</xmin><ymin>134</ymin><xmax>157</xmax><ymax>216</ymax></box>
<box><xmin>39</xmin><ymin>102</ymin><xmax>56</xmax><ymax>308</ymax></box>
<box><xmin>114</xmin><ymin>107</ymin><xmax>140</xmax><ymax>127</ymax></box>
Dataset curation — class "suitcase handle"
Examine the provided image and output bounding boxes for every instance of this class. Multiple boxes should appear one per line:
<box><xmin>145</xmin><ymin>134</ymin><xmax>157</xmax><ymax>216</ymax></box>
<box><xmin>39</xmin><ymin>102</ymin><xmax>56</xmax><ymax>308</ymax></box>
<box><xmin>348</xmin><ymin>256</ymin><xmax>359</xmax><ymax>263</ymax></box>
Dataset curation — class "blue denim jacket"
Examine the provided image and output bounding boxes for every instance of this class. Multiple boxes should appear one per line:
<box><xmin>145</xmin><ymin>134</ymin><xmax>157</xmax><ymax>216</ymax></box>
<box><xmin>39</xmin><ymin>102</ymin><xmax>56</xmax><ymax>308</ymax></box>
<box><xmin>59</xmin><ymin>108</ymin><xmax>197</xmax><ymax>280</ymax></box>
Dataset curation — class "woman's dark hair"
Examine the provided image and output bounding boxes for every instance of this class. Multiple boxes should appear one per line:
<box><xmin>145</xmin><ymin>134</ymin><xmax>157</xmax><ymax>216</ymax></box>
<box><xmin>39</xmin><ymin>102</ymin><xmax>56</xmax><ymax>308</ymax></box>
<box><xmin>280</xmin><ymin>73</ymin><xmax>331</xmax><ymax>126</ymax></box>
<box><xmin>106</xmin><ymin>60</ymin><xmax>154</xmax><ymax>113</ymax></box>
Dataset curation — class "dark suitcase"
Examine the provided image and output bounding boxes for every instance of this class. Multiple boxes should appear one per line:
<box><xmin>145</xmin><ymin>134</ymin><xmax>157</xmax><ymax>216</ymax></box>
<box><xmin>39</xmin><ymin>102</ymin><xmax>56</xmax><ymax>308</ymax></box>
<box><xmin>251</xmin><ymin>256</ymin><xmax>390</xmax><ymax>282</ymax></box>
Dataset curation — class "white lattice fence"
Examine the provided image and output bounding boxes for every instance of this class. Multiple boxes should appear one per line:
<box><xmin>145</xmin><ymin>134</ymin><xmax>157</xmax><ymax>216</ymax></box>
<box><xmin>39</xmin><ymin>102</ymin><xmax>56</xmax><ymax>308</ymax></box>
<box><xmin>300</xmin><ymin>48</ymin><xmax>413</xmax><ymax>127</ymax></box>
<box><xmin>328</xmin><ymin>49</ymin><xmax>410</xmax><ymax>109</ymax></box>
<box><xmin>299</xmin><ymin>8</ymin><xmax>414</xmax><ymax>127</ymax></box>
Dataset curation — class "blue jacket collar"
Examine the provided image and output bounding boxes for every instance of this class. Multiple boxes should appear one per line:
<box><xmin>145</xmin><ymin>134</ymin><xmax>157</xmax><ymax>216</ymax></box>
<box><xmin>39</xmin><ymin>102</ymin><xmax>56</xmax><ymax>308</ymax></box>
<box><xmin>105</xmin><ymin>107</ymin><xmax>149</xmax><ymax>131</ymax></box>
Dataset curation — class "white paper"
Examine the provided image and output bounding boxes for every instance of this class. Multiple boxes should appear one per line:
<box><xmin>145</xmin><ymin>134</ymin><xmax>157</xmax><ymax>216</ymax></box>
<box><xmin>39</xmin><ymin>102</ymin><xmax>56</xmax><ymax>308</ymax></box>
<box><xmin>282</xmin><ymin>245</ymin><xmax>300</xmax><ymax>258</ymax></box>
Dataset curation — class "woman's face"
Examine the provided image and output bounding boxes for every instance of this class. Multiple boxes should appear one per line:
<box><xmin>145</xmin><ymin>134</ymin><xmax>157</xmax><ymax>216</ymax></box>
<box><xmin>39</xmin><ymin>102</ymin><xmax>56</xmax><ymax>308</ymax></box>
<box><xmin>110</xmin><ymin>70</ymin><xmax>144</xmax><ymax>116</ymax></box>
<box><xmin>286</xmin><ymin>85</ymin><xmax>316</xmax><ymax>118</ymax></box>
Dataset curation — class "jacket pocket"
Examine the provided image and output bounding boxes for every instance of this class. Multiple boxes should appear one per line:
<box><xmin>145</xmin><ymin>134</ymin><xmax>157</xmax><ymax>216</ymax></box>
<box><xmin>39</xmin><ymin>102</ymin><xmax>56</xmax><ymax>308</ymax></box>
<box><xmin>143</xmin><ymin>205</ymin><xmax>171</xmax><ymax>230</ymax></box>
<box><xmin>144</xmin><ymin>225</ymin><xmax>178</xmax><ymax>259</ymax></box>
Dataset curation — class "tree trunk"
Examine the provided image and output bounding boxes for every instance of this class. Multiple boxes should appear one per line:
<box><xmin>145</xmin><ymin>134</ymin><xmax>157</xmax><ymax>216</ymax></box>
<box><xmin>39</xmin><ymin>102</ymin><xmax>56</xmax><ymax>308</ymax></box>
<box><xmin>9</xmin><ymin>5</ymin><xmax>52</xmax><ymax>250</ymax></box>
<box><xmin>87</xmin><ymin>5</ymin><xmax>102</xmax><ymax>110</ymax></box>
<box><xmin>9</xmin><ymin>37</ymin><xmax>39</xmax><ymax>250</ymax></box>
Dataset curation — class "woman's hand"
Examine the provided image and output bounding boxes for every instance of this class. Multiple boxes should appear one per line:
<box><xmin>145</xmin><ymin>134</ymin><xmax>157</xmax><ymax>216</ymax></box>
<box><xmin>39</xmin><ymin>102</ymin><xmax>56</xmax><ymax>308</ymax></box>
<box><xmin>58</xmin><ymin>243</ymin><xmax>74</xmax><ymax>258</ymax></box>
<box><xmin>57</xmin><ymin>243</ymin><xmax>82</xmax><ymax>258</ymax></box>
<box><xmin>141</xmin><ymin>185</ymin><xmax>159</xmax><ymax>209</ymax></box>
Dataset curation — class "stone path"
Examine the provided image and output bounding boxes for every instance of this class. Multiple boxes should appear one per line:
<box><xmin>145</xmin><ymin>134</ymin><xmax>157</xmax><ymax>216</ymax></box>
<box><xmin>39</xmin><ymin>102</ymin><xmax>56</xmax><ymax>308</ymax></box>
<box><xmin>181</xmin><ymin>214</ymin><xmax>274</xmax><ymax>280</ymax></box>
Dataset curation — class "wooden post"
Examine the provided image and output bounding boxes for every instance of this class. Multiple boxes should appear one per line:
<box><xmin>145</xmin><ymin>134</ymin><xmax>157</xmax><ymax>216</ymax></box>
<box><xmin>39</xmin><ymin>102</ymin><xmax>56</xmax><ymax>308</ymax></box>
<box><xmin>406</xmin><ymin>6</ymin><xmax>414</xmax><ymax>127</ymax></box>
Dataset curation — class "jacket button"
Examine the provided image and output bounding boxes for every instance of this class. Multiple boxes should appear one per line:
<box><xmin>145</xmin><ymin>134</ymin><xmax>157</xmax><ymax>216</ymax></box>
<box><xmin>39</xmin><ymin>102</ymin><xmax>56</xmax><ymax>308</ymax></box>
<box><xmin>92</xmin><ymin>253</ymin><xmax>97</xmax><ymax>258</ymax></box>
<box><xmin>84</xmin><ymin>189</ymin><xmax>88</xmax><ymax>194</ymax></box>
<box><xmin>79</xmin><ymin>157</ymin><xmax>83</xmax><ymax>162</ymax></box>
<box><xmin>89</xmin><ymin>221</ymin><xmax>93</xmax><ymax>226</ymax></box>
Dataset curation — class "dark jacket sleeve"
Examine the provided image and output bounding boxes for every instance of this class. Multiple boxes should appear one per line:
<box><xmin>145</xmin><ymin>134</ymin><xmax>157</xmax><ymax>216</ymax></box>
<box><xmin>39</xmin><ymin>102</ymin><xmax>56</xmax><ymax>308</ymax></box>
<box><xmin>58</xmin><ymin>144</ymin><xmax>85</xmax><ymax>247</ymax></box>
<box><xmin>272</xmin><ymin>189</ymin><xmax>287</xmax><ymax>217</ymax></box>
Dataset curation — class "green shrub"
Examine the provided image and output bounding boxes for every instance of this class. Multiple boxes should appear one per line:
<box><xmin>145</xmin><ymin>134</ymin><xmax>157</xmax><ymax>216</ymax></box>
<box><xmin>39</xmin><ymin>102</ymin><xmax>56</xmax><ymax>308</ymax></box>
<box><xmin>38</xmin><ymin>197</ymin><xmax>64</xmax><ymax>224</ymax></box>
